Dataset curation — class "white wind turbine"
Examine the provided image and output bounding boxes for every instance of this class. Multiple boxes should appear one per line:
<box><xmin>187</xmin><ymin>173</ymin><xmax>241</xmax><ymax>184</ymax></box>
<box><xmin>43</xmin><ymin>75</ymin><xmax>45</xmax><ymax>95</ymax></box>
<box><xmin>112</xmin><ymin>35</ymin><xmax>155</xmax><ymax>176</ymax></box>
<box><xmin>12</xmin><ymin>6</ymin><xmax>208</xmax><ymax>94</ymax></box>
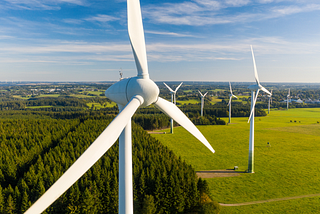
<box><xmin>287</xmin><ymin>88</ymin><xmax>291</xmax><ymax>110</ymax></box>
<box><xmin>227</xmin><ymin>82</ymin><xmax>238</xmax><ymax>123</ymax></box>
<box><xmin>267</xmin><ymin>89</ymin><xmax>273</xmax><ymax>114</ymax></box>
<box><xmin>247</xmin><ymin>45</ymin><xmax>271</xmax><ymax>173</ymax></box>
<box><xmin>163</xmin><ymin>82</ymin><xmax>183</xmax><ymax>133</ymax></box>
<box><xmin>199</xmin><ymin>90</ymin><xmax>208</xmax><ymax>117</ymax></box>
<box><xmin>24</xmin><ymin>0</ymin><xmax>215</xmax><ymax>214</ymax></box>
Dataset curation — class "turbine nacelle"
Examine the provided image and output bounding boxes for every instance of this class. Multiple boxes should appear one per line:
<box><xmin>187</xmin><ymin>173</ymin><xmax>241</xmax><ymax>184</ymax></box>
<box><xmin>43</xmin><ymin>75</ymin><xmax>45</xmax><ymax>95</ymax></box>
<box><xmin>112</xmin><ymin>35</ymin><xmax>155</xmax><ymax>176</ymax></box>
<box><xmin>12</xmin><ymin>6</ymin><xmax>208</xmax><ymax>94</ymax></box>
<box><xmin>247</xmin><ymin>84</ymin><xmax>260</xmax><ymax>91</ymax></box>
<box><xmin>105</xmin><ymin>77</ymin><xmax>159</xmax><ymax>107</ymax></box>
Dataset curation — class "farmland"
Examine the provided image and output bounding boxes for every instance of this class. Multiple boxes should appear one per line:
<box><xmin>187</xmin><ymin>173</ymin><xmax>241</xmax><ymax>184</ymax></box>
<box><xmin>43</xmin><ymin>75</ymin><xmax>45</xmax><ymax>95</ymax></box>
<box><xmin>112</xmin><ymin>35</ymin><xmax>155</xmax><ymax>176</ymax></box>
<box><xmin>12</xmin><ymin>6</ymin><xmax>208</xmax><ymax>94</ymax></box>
<box><xmin>152</xmin><ymin>108</ymin><xmax>320</xmax><ymax>213</ymax></box>
<box><xmin>2</xmin><ymin>82</ymin><xmax>320</xmax><ymax>213</ymax></box>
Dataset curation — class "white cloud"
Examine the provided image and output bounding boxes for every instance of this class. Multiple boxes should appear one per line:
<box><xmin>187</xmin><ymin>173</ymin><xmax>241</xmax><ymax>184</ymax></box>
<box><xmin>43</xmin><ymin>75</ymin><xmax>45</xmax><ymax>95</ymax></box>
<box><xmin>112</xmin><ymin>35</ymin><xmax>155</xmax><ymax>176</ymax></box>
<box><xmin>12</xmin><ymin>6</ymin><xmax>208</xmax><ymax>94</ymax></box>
<box><xmin>270</xmin><ymin>4</ymin><xmax>320</xmax><ymax>16</ymax></box>
<box><xmin>145</xmin><ymin>30</ymin><xmax>199</xmax><ymax>38</ymax></box>
<box><xmin>144</xmin><ymin>0</ymin><xmax>320</xmax><ymax>26</ymax></box>
<box><xmin>2</xmin><ymin>36</ymin><xmax>319</xmax><ymax>65</ymax></box>
<box><xmin>224</xmin><ymin>0</ymin><xmax>250</xmax><ymax>7</ymax></box>
<box><xmin>2</xmin><ymin>0</ymin><xmax>86</xmax><ymax>10</ymax></box>
<box><xmin>63</xmin><ymin>19</ymin><xmax>84</xmax><ymax>25</ymax></box>
<box><xmin>193</xmin><ymin>0</ymin><xmax>222</xmax><ymax>10</ymax></box>
<box><xmin>85</xmin><ymin>14</ymin><xmax>119</xmax><ymax>23</ymax></box>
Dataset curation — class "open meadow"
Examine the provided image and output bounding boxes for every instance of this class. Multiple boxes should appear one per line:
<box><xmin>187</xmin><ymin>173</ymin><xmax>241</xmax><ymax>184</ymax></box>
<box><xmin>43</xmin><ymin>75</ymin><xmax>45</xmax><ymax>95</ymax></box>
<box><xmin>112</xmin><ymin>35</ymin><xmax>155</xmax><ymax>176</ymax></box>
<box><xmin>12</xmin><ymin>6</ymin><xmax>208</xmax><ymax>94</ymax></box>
<box><xmin>151</xmin><ymin>108</ymin><xmax>320</xmax><ymax>213</ymax></box>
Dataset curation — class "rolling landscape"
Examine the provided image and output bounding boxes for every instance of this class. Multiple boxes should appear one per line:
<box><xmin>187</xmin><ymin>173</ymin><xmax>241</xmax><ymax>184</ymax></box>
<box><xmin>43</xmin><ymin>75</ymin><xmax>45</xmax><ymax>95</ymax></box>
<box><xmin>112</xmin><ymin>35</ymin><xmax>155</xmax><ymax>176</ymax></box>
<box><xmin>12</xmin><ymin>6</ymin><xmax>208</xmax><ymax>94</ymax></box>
<box><xmin>1</xmin><ymin>81</ymin><xmax>320</xmax><ymax>213</ymax></box>
<box><xmin>1</xmin><ymin>0</ymin><xmax>320</xmax><ymax>213</ymax></box>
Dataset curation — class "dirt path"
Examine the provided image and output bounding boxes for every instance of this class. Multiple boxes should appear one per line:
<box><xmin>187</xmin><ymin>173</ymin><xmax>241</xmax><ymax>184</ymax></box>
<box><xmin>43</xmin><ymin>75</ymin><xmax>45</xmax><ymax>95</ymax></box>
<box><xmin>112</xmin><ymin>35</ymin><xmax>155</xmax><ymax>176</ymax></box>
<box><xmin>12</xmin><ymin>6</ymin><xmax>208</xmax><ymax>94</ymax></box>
<box><xmin>196</xmin><ymin>170</ymin><xmax>245</xmax><ymax>178</ymax></box>
<box><xmin>219</xmin><ymin>193</ymin><xmax>320</xmax><ymax>206</ymax></box>
<box><xmin>148</xmin><ymin>131</ymin><xmax>166</xmax><ymax>134</ymax></box>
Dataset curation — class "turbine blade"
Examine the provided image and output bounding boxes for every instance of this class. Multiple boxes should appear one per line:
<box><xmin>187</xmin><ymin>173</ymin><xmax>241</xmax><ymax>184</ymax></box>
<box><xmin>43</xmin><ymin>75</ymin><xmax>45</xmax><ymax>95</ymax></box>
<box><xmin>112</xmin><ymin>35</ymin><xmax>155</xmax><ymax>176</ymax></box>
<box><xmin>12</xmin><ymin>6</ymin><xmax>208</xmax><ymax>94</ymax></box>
<box><xmin>163</xmin><ymin>82</ymin><xmax>174</xmax><ymax>93</ymax></box>
<box><xmin>203</xmin><ymin>92</ymin><xmax>208</xmax><ymax>97</ymax></box>
<box><xmin>154</xmin><ymin>97</ymin><xmax>215</xmax><ymax>153</ymax></box>
<box><xmin>174</xmin><ymin>82</ymin><xmax>183</xmax><ymax>92</ymax></box>
<box><xmin>250</xmin><ymin>45</ymin><xmax>260</xmax><ymax>85</ymax></box>
<box><xmin>227</xmin><ymin>96</ymin><xmax>232</xmax><ymax>106</ymax></box>
<box><xmin>233</xmin><ymin>95</ymin><xmax>238</xmax><ymax>99</ymax></box>
<box><xmin>128</xmin><ymin>0</ymin><xmax>148</xmax><ymax>78</ymax></box>
<box><xmin>260</xmin><ymin>85</ymin><xmax>271</xmax><ymax>95</ymax></box>
<box><xmin>25</xmin><ymin>96</ymin><xmax>143</xmax><ymax>214</ymax></box>
<box><xmin>229</xmin><ymin>82</ymin><xmax>233</xmax><ymax>94</ymax></box>
<box><xmin>248</xmin><ymin>89</ymin><xmax>260</xmax><ymax>123</ymax></box>
<box><xmin>198</xmin><ymin>90</ymin><xmax>203</xmax><ymax>97</ymax></box>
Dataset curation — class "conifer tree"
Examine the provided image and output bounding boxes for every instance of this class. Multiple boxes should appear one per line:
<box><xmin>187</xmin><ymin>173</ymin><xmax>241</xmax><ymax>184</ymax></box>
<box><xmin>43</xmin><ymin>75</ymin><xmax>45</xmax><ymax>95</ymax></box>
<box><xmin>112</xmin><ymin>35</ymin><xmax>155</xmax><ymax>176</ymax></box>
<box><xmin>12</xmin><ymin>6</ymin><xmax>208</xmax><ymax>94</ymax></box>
<box><xmin>141</xmin><ymin>195</ymin><xmax>156</xmax><ymax>214</ymax></box>
<box><xmin>5</xmin><ymin>194</ymin><xmax>15</xmax><ymax>214</ymax></box>
<box><xmin>20</xmin><ymin>190</ymin><xmax>30</xmax><ymax>214</ymax></box>
<box><xmin>0</xmin><ymin>185</ymin><xmax>4</xmax><ymax>213</ymax></box>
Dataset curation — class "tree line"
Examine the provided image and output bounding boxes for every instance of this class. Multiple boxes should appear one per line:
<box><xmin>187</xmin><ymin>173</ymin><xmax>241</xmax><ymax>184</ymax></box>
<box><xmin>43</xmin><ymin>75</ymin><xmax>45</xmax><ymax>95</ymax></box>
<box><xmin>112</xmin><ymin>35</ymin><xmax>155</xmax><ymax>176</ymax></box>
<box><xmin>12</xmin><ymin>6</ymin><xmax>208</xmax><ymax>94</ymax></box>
<box><xmin>0</xmin><ymin>115</ymin><xmax>219</xmax><ymax>214</ymax></box>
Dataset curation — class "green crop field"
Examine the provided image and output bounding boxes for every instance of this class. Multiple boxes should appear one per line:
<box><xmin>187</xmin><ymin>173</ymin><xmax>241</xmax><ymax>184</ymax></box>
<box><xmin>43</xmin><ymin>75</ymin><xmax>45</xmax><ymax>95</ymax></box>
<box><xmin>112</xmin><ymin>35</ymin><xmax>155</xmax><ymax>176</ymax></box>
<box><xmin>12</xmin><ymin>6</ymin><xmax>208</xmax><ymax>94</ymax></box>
<box><xmin>26</xmin><ymin>105</ymin><xmax>55</xmax><ymax>108</ymax></box>
<box><xmin>210</xmin><ymin>96</ymin><xmax>223</xmax><ymax>104</ymax></box>
<box><xmin>151</xmin><ymin>108</ymin><xmax>320</xmax><ymax>213</ymax></box>
<box><xmin>177</xmin><ymin>99</ymin><xmax>200</xmax><ymax>105</ymax></box>
<box><xmin>86</xmin><ymin>101</ymin><xmax>117</xmax><ymax>109</ymax></box>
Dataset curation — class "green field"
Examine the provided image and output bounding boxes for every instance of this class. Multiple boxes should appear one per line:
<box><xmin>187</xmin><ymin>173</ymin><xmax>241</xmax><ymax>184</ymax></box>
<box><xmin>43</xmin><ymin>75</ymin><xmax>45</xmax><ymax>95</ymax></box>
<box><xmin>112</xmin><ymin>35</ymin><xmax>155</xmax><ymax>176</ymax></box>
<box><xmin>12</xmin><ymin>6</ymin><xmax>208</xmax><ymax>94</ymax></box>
<box><xmin>13</xmin><ymin>94</ymin><xmax>61</xmax><ymax>99</ymax></box>
<box><xmin>177</xmin><ymin>99</ymin><xmax>200</xmax><ymax>105</ymax></box>
<box><xmin>86</xmin><ymin>102</ymin><xmax>117</xmax><ymax>109</ymax></box>
<box><xmin>177</xmin><ymin>97</ymin><xmax>223</xmax><ymax>105</ymax></box>
<box><xmin>210</xmin><ymin>96</ymin><xmax>223</xmax><ymax>104</ymax></box>
<box><xmin>26</xmin><ymin>105</ymin><xmax>55</xmax><ymax>109</ymax></box>
<box><xmin>151</xmin><ymin>108</ymin><xmax>320</xmax><ymax>213</ymax></box>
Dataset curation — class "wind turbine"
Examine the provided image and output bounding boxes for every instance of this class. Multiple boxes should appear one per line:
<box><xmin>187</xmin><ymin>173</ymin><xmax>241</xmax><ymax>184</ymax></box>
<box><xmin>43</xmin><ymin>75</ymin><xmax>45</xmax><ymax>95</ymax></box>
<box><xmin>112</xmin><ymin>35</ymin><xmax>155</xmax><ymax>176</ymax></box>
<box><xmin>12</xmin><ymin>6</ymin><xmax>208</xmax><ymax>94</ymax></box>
<box><xmin>163</xmin><ymin>82</ymin><xmax>183</xmax><ymax>133</ymax></box>
<box><xmin>119</xmin><ymin>68</ymin><xmax>123</xmax><ymax>80</ymax></box>
<box><xmin>267</xmin><ymin>89</ymin><xmax>273</xmax><ymax>114</ymax></box>
<box><xmin>287</xmin><ymin>88</ymin><xmax>291</xmax><ymax>110</ymax></box>
<box><xmin>227</xmin><ymin>82</ymin><xmax>238</xmax><ymax>123</ymax></box>
<box><xmin>247</xmin><ymin>45</ymin><xmax>271</xmax><ymax>173</ymax></box>
<box><xmin>199</xmin><ymin>90</ymin><xmax>208</xmax><ymax>117</ymax></box>
<box><xmin>24</xmin><ymin>0</ymin><xmax>215</xmax><ymax>214</ymax></box>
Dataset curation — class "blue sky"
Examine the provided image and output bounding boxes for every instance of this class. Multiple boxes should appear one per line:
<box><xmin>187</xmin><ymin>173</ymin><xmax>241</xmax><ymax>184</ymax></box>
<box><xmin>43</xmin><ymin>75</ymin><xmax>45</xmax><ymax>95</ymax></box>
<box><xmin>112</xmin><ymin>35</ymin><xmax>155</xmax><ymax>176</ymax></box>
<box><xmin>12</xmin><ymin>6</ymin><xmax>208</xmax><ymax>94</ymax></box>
<box><xmin>1</xmin><ymin>0</ymin><xmax>320</xmax><ymax>82</ymax></box>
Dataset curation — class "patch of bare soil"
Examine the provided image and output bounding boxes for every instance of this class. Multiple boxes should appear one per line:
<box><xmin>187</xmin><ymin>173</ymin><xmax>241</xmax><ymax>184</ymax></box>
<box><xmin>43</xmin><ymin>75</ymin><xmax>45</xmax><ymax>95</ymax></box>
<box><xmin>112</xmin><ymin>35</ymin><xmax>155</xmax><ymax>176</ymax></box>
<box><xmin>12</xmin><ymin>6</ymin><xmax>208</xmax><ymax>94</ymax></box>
<box><xmin>196</xmin><ymin>170</ymin><xmax>245</xmax><ymax>178</ymax></box>
<box><xmin>147</xmin><ymin>131</ymin><xmax>166</xmax><ymax>134</ymax></box>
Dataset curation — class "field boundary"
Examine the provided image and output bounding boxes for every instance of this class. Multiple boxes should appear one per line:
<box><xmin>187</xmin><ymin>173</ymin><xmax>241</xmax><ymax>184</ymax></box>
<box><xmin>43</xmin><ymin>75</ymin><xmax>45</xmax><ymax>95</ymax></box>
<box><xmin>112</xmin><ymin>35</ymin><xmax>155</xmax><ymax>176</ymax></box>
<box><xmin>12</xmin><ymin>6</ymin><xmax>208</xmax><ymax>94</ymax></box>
<box><xmin>196</xmin><ymin>170</ymin><xmax>245</xmax><ymax>178</ymax></box>
<box><xmin>219</xmin><ymin>193</ymin><xmax>320</xmax><ymax>206</ymax></box>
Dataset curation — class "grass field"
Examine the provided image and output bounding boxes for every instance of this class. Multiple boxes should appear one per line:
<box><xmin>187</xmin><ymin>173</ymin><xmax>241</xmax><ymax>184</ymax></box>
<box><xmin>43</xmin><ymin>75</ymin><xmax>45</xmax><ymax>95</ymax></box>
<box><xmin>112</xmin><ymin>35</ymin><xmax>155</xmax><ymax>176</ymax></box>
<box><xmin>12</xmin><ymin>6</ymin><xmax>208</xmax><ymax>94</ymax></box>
<box><xmin>177</xmin><ymin>99</ymin><xmax>200</xmax><ymax>105</ymax></box>
<box><xmin>26</xmin><ymin>105</ymin><xmax>55</xmax><ymax>108</ymax></box>
<box><xmin>151</xmin><ymin>108</ymin><xmax>320</xmax><ymax>213</ymax></box>
<box><xmin>176</xmin><ymin>97</ymin><xmax>223</xmax><ymax>105</ymax></box>
<box><xmin>13</xmin><ymin>94</ymin><xmax>61</xmax><ymax>99</ymax></box>
<box><xmin>86</xmin><ymin>102</ymin><xmax>117</xmax><ymax>109</ymax></box>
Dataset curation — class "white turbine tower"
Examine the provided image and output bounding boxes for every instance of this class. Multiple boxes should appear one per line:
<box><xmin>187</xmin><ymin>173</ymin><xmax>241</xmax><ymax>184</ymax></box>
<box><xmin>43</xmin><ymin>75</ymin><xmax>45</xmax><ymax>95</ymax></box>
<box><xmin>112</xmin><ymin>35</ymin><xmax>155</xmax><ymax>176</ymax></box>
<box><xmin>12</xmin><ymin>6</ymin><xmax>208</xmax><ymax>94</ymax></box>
<box><xmin>227</xmin><ymin>82</ymin><xmax>238</xmax><ymax>123</ymax></box>
<box><xmin>24</xmin><ymin>0</ymin><xmax>215</xmax><ymax>214</ymax></box>
<box><xmin>267</xmin><ymin>89</ymin><xmax>273</xmax><ymax>114</ymax></box>
<box><xmin>199</xmin><ymin>90</ymin><xmax>208</xmax><ymax>117</ymax></box>
<box><xmin>163</xmin><ymin>82</ymin><xmax>183</xmax><ymax>133</ymax></box>
<box><xmin>287</xmin><ymin>88</ymin><xmax>291</xmax><ymax>110</ymax></box>
<box><xmin>247</xmin><ymin>45</ymin><xmax>271</xmax><ymax>173</ymax></box>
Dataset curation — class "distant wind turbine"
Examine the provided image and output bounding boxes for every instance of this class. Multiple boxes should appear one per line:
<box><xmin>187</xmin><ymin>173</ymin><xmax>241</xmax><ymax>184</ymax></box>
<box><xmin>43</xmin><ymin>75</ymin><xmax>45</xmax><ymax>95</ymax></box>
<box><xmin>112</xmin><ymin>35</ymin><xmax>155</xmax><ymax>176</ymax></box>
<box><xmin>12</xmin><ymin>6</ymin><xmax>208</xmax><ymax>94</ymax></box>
<box><xmin>247</xmin><ymin>45</ymin><xmax>271</xmax><ymax>173</ymax></box>
<box><xmin>287</xmin><ymin>88</ymin><xmax>291</xmax><ymax>110</ymax></box>
<box><xmin>119</xmin><ymin>68</ymin><xmax>123</xmax><ymax>80</ymax></box>
<box><xmin>268</xmin><ymin>89</ymin><xmax>273</xmax><ymax>114</ymax></box>
<box><xmin>227</xmin><ymin>82</ymin><xmax>238</xmax><ymax>123</ymax></box>
<box><xmin>24</xmin><ymin>0</ymin><xmax>215</xmax><ymax>213</ymax></box>
<box><xmin>199</xmin><ymin>90</ymin><xmax>208</xmax><ymax>117</ymax></box>
<box><xmin>163</xmin><ymin>82</ymin><xmax>183</xmax><ymax>133</ymax></box>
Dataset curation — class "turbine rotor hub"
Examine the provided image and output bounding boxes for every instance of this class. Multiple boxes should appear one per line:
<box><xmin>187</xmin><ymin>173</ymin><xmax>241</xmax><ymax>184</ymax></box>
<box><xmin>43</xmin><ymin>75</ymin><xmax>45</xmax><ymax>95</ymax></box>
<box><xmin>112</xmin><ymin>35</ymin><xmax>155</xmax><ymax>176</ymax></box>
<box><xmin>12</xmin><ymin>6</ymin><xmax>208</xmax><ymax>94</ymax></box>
<box><xmin>105</xmin><ymin>77</ymin><xmax>159</xmax><ymax>108</ymax></box>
